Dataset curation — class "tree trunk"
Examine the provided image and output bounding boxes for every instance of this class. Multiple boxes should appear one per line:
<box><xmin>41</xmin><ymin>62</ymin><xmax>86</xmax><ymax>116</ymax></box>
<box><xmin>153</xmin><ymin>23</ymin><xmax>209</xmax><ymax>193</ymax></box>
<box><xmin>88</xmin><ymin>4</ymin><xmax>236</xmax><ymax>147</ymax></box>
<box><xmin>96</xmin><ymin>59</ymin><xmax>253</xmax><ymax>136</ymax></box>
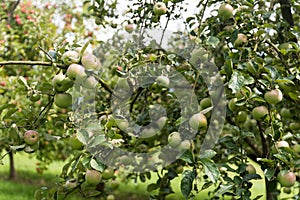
<box><xmin>8</xmin><ymin>151</ymin><xmax>16</xmax><ymax>179</ymax></box>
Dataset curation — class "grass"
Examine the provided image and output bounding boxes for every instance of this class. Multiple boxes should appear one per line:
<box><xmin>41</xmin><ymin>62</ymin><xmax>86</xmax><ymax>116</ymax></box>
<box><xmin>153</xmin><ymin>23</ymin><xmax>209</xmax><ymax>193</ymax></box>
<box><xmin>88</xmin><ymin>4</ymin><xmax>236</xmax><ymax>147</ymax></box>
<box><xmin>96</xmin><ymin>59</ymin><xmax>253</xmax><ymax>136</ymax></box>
<box><xmin>0</xmin><ymin>153</ymin><xmax>297</xmax><ymax>200</ymax></box>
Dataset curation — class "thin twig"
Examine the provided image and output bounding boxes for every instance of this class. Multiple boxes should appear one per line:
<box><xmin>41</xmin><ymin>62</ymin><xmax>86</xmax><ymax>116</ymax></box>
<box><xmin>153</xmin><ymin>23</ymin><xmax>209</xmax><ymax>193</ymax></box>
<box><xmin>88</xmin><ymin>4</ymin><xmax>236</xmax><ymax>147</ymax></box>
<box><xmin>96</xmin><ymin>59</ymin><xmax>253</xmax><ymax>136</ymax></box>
<box><xmin>0</xmin><ymin>61</ymin><xmax>67</xmax><ymax>69</ymax></box>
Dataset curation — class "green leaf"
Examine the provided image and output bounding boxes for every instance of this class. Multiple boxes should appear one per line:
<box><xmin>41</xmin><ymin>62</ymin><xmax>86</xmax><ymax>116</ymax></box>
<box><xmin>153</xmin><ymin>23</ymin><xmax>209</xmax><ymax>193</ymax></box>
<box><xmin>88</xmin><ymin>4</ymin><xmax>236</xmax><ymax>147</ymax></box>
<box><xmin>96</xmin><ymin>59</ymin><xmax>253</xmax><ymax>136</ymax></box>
<box><xmin>206</xmin><ymin>36</ymin><xmax>220</xmax><ymax>48</ymax></box>
<box><xmin>179</xmin><ymin>150</ymin><xmax>194</xmax><ymax>164</ymax></box>
<box><xmin>147</xmin><ymin>183</ymin><xmax>159</xmax><ymax>192</ymax></box>
<box><xmin>88</xmin><ymin>135</ymin><xmax>106</xmax><ymax>148</ymax></box>
<box><xmin>10</xmin><ymin>144</ymin><xmax>26</xmax><ymax>151</ymax></box>
<box><xmin>18</xmin><ymin>76</ymin><xmax>29</xmax><ymax>88</ymax></box>
<box><xmin>200</xmin><ymin>158</ymin><xmax>220</xmax><ymax>183</ymax></box>
<box><xmin>180</xmin><ymin>170</ymin><xmax>195</xmax><ymax>198</ymax></box>
<box><xmin>264</xmin><ymin>168</ymin><xmax>276</xmax><ymax>181</ymax></box>
<box><xmin>229</xmin><ymin>71</ymin><xmax>245</xmax><ymax>94</ymax></box>
<box><xmin>215</xmin><ymin>184</ymin><xmax>234</xmax><ymax>196</ymax></box>
<box><xmin>243</xmin><ymin>174</ymin><xmax>262</xmax><ymax>181</ymax></box>
<box><xmin>77</xmin><ymin>130</ymin><xmax>89</xmax><ymax>145</ymax></box>
<box><xmin>199</xmin><ymin>150</ymin><xmax>216</xmax><ymax>159</ymax></box>
<box><xmin>2</xmin><ymin>108</ymin><xmax>18</xmax><ymax>120</ymax></box>
<box><xmin>90</xmin><ymin>158</ymin><xmax>105</xmax><ymax>172</ymax></box>
<box><xmin>0</xmin><ymin>104</ymin><xmax>15</xmax><ymax>115</ymax></box>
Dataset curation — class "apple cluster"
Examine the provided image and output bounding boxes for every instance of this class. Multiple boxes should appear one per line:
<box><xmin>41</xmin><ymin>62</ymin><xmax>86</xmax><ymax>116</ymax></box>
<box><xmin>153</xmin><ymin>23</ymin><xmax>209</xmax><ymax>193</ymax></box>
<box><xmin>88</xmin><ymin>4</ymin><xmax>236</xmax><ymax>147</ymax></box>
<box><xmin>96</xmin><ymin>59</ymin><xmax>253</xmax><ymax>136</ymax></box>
<box><xmin>52</xmin><ymin>49</ymin><xmax>100</xmax><ymax>108</ymax></box>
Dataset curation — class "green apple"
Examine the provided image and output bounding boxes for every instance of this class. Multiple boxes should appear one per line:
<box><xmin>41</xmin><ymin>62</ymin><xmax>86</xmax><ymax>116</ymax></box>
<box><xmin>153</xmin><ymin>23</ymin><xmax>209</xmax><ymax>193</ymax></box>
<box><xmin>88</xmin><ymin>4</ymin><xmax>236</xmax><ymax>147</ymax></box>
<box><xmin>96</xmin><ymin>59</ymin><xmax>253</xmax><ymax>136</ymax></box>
<box><xmin>234</xmin><ymin>33</ymin><xmax>247</xmax><ymax>47</ymax></box>
<box><xmin>125</xmin><ymin>24</ymin><xmax>134</xmax><ymax>33</ymax></box>
<box><xmin>292</xmin><ymin>144</ymin><xmax>300</xmax><ymax>153</ymax></box>
<box><xmin>109</xmin><ymin>180</ymin><xmax>120</xmax><ymax>190</ymax></box>
<box><xmin>107</xmin><ymin>194</ymin><xmax>115</xmax><ymax>200</ymax></box>
<box><xmin>69</xmin><ymin>134</ymin><xmax>84</xmax><ymax>150</ymax></box>
<box><xmin>246</xmin><ymin>164</ymin><xmax>256</xmax><ymax>174</ymax></box>
<box><xmin>115</xmin><ymin>118</ymin><xmax>129</xmax><ymax>131</ymax></box>
<box><xmin>236</xmin><ymin>111</ymin><xmax>248</xmax><ymax>124</ymax></box>
<box><xmin>278</xmin><ymin>43</ymin><xmax>292</xmax><ymax>50</ymax></box>
<box><xmin>189</xmin><ymin>113</ymin><xmax>207</xmax><ymax>130</ymax></box>
<box><xmin>82</xmin><ymin>76</ymin><xmax>98</xmax><ymax>89</ymax></box>
<box><xmin>252</xmin><ymin>106</ymin><xmax>268</xmax><ymax>120</ymax></box>
<box><xmin>228</xmin><ymin>98</ymin><xmax>237</xmax><ymax>112</ymax></box>
<box><xmin>85</xmin><ymin>169</ymin><xmax>102</xmax><ymax>186</ymax></box>
<box><xmin>81</xmin><ymin>53</ymin><xmax>101</xmax><ymax>71</ymax></box>
<box><xmin>283</xmin><ymin>187</ymin><xmax>292</xmax><ymax>194</ymax></box>
<box><xmin>62</xmin><ymin>50</ymin><xmax>80</xmax><ymax>66</ymax></box>
<box><xmin>175</xmin><ymin>165</ymin><xmax>184</xmax><ymax>174</ymax></box>
<box><xmin>102</xmin><ymin>168</ymin><xmax>114</xmax><ymax>180</ymax></box>
<box><xmin>64</xmin><ymin>180</ymin><xmax>77</xmax><ymax>189</ymax></box>
<box><xmin>156</xmin><ymin>116</ymin><xmax>167</xmax><ymax>129</ymax></box>
<box><xmin>52</xmin><ymin>74</ymin><xmax>73</xmax><ymax>92</ymax></box>
<box><xmin>178</xmin><ymin>140</ymin><xmax>191</xmax><ymax>151</ymax></box>
<box><xmin>200</xmin><ymin>97</ymin><xmax>212</xmax><ymax>110</ymax></box>
<box><xmin>29</xmin><ymin>93</ymin><xmax>40</xmax><ymax>102</ymax></box>
<box><xmin>289</xmin><ymin>122</ymin><xmax>300</xmax><ymax>130</ymax></box>
<box><xmin>277</xmin><ymin>140</ymin><xmax>289</xmax><ymax>148</ymax></box>
<box><xmin>190</xmin><ymin>48</ymin><xmax>209</xmax><ymax>66</ymax></box>
<box><xmin>264</xmin><ymin>89</ymin><xmax>283</xmax><ymax>105</ymax></box>
<box><xmin>118</xmin><ymin>155</ymin><xmax>131</xmax><ymax>165</ymax></box>
<box><xmin>168</xmin><ymin>131</ymin><xmax>181</xmax><ymax>148</ymax></box>
<box><xmin>66</xmin><ymin>64</ymin><xmax>87</xmax><ymax>82</ymax></box>
<box><xmin>218</xmin><ymin>4</ymin><xmax>234</xmax><ymax>19</ymax></box>
<box><xmin>277</xmin><ymin>171</ymin><xmax>296</xmax><ymax>187</ymax></box>
<box><xmin>280</xmin><ymin>108</ymin><xmax>292</xmax><ymax>119</ymax></box>
<box><xmin>24</xmin><ymin>130</ymin><xmax>39</xmax><ymax>145</ymax></box>
<box><xmin>156</xmin><ymin>75</ymin><xmax>169</xmax><ymax>87</ymax></box>
<box><xmin>54</xmin><ymin>93</ymin><xmax>72</xmax><ymax>108</ymax></box>
<box><xmin>140</xmin><ymin>128</ymin><xmax>157</xmax><ymax>138</ymax></box>
<box><xmin>153</xmin><ymin>2</ymin><xmax>167</xmax><ymax>16</ymax></box>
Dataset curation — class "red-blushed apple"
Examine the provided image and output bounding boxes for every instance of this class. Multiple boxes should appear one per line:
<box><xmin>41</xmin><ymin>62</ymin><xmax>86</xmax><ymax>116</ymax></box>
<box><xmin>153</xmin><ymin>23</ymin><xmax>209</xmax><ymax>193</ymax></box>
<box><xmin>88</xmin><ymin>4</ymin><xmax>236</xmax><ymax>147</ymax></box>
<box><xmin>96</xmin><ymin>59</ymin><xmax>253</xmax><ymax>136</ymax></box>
<box><xmin>277</xmin><ymin>171</ymin><xmax>296</xmax><ymax>187</ymax></box>
<box><xmin>62</xmin><ymin>50</ymin><xmax>80</xmax><ymax>66</ymax></box>
<box><xmin>54</xmin><ymin>93</ymin><xmax>72</xmax><ymax>108</ymax></box>
<box><xmin>252</xmin><ymin>106</ymin><xmax>268</xmax><ymax>120</ymax></box>
<box><xmin>264</xmin><ymin>89</ymin><xmax>283</xmax><ymax>105</ymax></box>
<box><xmin>124</xmin><ymin>24</ymin><xmax>134</xmax><ymax>33</ymax></box>
<box><xmin>153</xmin><ymin>2</ymin><xmax>167</xmax><ymax>16</ymax></box>
<box><xmin>102</xmin><ymin>168</ymin><xmax>114</xmax><ymax>180</ymax></box>
<box><xmin>24</xmin><ymin>130</ymin><xmax>39</xmax><ymax>145</ymax></box>
<box><xmin>81</xmin><ymin>53</ymin><xmax>101</xmax><ymax>70</ymax></box>
<box><xmin>66</xmin><ymin>64</ymin><xmax>87</xmax><ymax>82</ymax></box>
<box><xmin>85</xmin><ymin>169</ymin><xmax>102</xmax><ymax>186</ymax></box>
<box><xmin>82</xmin><ymin>76</ymin><xmax>98</xmax><ymax>89</ymax></box>
<box><xmin>189</xmin><ymin>112</ymin><xmax>207</xmax><ymax>130</ymax></box>
<box><xmin>234</xmin><ymin>33</ymin><xmax>247</xmax><ymax>47</ymax></box>
<box><xmin>64</xmin><ymin>180</ymin><xmax>77</xmax><ymax>189</ymax></box>
<box><xmin>277</xmin><ymin>140</ymin><xmax>289</xmax><ymax>148</ymax></box>
<box><xmin>156</xmin><ymin>75</ymin><xmax>169</xmax><ymax>87</ymax></box>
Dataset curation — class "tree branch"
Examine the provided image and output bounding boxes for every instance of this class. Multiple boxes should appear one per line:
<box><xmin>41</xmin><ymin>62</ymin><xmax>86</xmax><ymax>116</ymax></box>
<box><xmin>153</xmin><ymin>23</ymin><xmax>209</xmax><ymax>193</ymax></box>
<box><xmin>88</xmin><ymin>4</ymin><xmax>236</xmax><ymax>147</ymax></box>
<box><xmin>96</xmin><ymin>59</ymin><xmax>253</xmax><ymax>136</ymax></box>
<box><xmin>0</xmin><ymin>61</ymin><xmax>67</xmax><ymax>69</ymax></box>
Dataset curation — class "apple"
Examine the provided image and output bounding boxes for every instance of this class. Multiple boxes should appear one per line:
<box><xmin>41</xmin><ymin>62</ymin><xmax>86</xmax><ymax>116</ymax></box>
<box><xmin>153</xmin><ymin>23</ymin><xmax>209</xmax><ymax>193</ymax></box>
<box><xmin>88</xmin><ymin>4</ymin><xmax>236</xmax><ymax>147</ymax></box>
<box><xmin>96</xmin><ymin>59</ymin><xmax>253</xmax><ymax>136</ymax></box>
<box><xmin>228</xmin><ymin>98</ymin><xmax>237</xmax><ymax>112</ymax></box>
<box><xmin>109</xmin><ymin>180</ymin><xmax>120</xmax><ymax>190</ymax></box>
<box><xmin>280</xmin><ymin>108</ymin><xmax>291</xmax><ymax>119</ymax></box>
<box><xmin>292</xmin><ymin>144</ymin><xmax>300</xmax><ymax>153</ymax></box>
<box><xmin>178</xmin><ymin>140</ymin><xmax>191</xmax><ymax>151</ymax></box>
<box><xmin>107</xmin><ymin>194</ymin><xmax>115</xmax><ymax>200</ymax></box>
<box><xmin>115</xmin><ymin>118</ymin><xmax>129</xmax><ymax>131</ymax></box>
<box><xmin>102</xmin><ymin>168</ymin><xmax>114</xmax><ymax>180</ymax></box>
<box><xmin>277</xmin><ymin>171</ymin><xmax>296</xmax><ymax>187</ymax></box>
<box><xmin>277</xmin><ymin>140</ymin><xmax>289</xmax><ymax>148</ymax></box>
<box><xmin>118</xmin><ymin>155</ymin><xmax>132</xmax><ymax>165</ymax></box>
<box><xmin>234</xmin><ymin>33</ymin><xmax>247</xmax><ymax>47</ymax></box>
<box><xmin>29</xmin><ymin>93</ymin><xmax>40</xmax><ymax>102</ymax></box>
<box><xmin>289</xmin><ymin>122</ymin><xmax>300</xmax><ymax>130</ymax></box>
<box><xmin>140</xmin><ymin>128</ymin><xmax>157</xmax><ymax>138</ymax></box>
<box><xmin>24</xmin><ymin>130</ymin><xmax>39</xmax><ymax>145</ymax></box>
<box><xmin>124</xmin><ymin>24</ymin><xmax>134</xmax><ymax>33</ymax></box>
<box><xmin>54</xmin><ymin>93</ymin><xmax>72</xmax><ymax>108</ymax></box>
<box><xmin>283</xmin><ymin>187</ymin><xmax>292</xmax><ymax>194</ymax></box>
<box><xmin>156</xmin><ymin>116</ymin><xmax>167</xmax><ymax>129</ymax></box>
<box><xmin>190</xmin><ymin>48</ymin><xmax>209</xmax><ymax>66</ymax></box>
<box><xmin>153</xmin><ymin>2</ymin><xmax>167</xmax><ymax>16</ymax></box>
<box><xmin>236</xmin><ymin>111</ymin><xmax>248</xmax><ymax>124</ymax></box>
<box><xmin>218</xmin><ymin>4</ymin><xmax>234</xmax><ymax>19</ymax></box>
<box><xmin>81</xmin><ymin>53</ymin><xmax>101</xmax><ymax>71</ymax></box>
<box><xmin>189</xmin><ymin>113</ymin><xmax>207</xmax><ymax>130</ymax></box>
<box><xmin>85</xmin><ymin>169</ymin><xmax>102</xmax><ymax>186</ymax></box>
<box><xmin>252</xmin><ymin>106</ymin><xmax>268</xmax><ymax>120</ymax></box>
<box><xmin>66</xmin><ymin>64</ymin><xmax>87</xmax><ymax>82</ymax></box>
<box><xmin>52</xmin><ymin>74</ymin><xmax>73</xmax><ymax>92</ymax></box>
<box><xmin>61</xmin><ymin>50</ymin><xmax>80</xmax><ymax>66</ymax></box>
<box><xmin>200</xmin><ymin>97</ymin><xmax>212</xmax><ymax>110</ymax></box>
<box><xmin>264</xmin><ymin>89</ymin><xmax>283</xmax><ymax>105</ymax></box>
<box><xmin>64</xmin><ymin>180</ymin><xmax>77</xmax><ymax>189</ymax></box>
<box><xmin>168</xmin><ymin>132</ymin><xmax>181</xmax><ymax>148</ymax></box>
<box><xmin>246</xmin><ymin>164</ymin><xmax>256</xmax><ymax>174</ymax></box>
<box><xmin>82</xmin><ymin>76</ymin><xmax>98</xmax><ymax>89</ymax></box>
<box><xmin>69</xmin><ymin>134</ymin><xmax>84</xmax><ymax>150</ymax></box>
<box><xmin>175</xmin><ymin>165</ymin><xmax>184</xmax><ymax>174</ymax></box>
<box><xmin>278</xmin><ymin>43</ymin><xmax>292</xmax><ymax>50</ymax></box>
<box><xmin>156</xmin><ymin>75</ymin><xmax>169</xmax><ymax>87</ymax></box>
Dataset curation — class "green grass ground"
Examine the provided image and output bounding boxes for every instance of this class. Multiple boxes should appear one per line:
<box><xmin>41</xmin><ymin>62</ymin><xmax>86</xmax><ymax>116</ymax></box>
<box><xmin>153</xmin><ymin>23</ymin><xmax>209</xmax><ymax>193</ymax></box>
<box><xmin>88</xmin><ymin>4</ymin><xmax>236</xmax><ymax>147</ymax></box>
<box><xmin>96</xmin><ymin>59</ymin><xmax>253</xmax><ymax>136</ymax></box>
<box><xmin>0</xmin><ymin>153</ymin><xmax>297</xmax><ymax>200</ymax></box>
